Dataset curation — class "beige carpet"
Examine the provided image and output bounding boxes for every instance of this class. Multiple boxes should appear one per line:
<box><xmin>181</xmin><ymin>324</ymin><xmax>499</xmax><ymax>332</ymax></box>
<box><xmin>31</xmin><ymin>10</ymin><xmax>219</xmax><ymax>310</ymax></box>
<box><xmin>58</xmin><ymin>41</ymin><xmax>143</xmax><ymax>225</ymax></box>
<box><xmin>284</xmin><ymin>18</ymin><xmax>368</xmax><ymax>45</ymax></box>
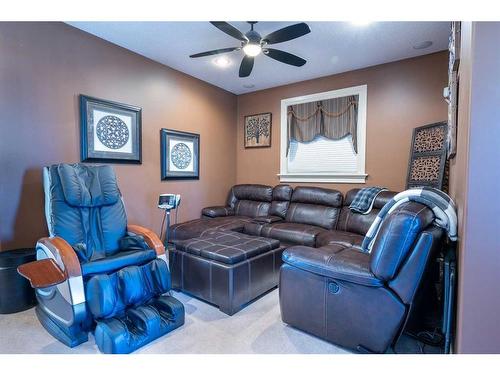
<box><xmin>0</xmin><ymin>289</ymin><xmax>348</xmax><ymax>354</ymax></box>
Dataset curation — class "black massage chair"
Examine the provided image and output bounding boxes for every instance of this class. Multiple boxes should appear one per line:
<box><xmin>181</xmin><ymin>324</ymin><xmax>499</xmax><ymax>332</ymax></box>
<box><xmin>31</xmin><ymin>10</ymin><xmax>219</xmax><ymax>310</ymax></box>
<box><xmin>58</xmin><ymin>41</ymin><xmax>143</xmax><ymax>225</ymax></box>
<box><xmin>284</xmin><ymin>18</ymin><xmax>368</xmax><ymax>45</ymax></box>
<box><xmin>18</xmin><ymin>163</ymin><xmax>184</xmax><ymax>353</ymax></box>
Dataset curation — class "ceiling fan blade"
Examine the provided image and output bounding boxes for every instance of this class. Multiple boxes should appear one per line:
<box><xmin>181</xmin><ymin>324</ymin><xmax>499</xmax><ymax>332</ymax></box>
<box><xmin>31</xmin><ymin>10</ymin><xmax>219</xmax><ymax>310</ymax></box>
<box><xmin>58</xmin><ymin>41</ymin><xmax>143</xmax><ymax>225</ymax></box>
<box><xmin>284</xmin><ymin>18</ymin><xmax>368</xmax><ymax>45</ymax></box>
<box><xmin>239</xmin><ymin>56</ymin><xmax>254</xmax><ymax>77</ymax></box>
<box><xmin>190</xmin><ymin>47</ymin><xmax>240</xmax><ymax>58</ymax></box>
<box><xmin>265</xmin><ymin>48</ymin><xmax>306</xmax><ymax>67</ymax></box>
<box><xmin>210</xmin><ymin>21</ymin><xmax>247</xmax><ymax>41</ymax></box>
<box><xmin>263</xmin><ymin>22</ymin><xmax>311</xmax><ymax>45</ymax></box>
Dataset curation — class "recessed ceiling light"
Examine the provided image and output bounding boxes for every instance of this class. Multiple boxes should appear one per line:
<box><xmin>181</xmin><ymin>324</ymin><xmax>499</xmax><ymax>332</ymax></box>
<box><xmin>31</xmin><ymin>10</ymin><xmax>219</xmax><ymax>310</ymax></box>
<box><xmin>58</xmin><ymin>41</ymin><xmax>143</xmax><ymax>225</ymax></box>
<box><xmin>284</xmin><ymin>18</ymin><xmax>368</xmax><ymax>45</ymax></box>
<box><xmin>351</xmin><ymin>21</ymin><xmax>372</xmax><ymax>26</ymax></box>
<box><xmin>213</xmin><ymin>56</ymin><xmax>231</xmax><ymax>68</ymax></box>
<box><xmin>413</xmin><ymin>41</ymin><xmax>433</xmax><ymax>50</ymax></box>
<box><xmin>243</xmin><ymin>84</ymin><xmax>255</xmax><ymax>89</ymax></box>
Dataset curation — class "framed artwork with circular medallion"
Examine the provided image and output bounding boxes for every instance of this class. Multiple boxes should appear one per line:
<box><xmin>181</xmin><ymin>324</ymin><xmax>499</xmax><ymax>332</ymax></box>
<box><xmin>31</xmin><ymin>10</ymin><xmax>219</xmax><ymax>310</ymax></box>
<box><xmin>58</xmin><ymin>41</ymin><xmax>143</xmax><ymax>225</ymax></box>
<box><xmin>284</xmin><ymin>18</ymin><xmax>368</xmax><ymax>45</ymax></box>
<box><xmin>160</xmin><ymin>128</ymin><xmax>200</xmax><ymax>180</ymax></box>
<box><xmin>80</xmin><ymin>95</ymin><xmax>142</xmax><ymax>164</ymax></box>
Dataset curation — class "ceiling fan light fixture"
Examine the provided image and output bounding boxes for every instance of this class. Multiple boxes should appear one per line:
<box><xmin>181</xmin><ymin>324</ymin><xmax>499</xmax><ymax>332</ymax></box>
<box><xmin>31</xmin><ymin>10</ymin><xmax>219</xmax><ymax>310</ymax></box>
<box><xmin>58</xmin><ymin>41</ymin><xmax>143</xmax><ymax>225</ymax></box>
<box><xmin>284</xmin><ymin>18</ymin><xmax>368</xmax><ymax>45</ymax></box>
<box><xmin>243</xmin><ymin>43</ymin><xmax>262</xmax><ymax>57</ymax></box>
<box><xmin>213</xmin><ymin>56</ymin><xmax>231</xmax><ymax>67</ymax></box>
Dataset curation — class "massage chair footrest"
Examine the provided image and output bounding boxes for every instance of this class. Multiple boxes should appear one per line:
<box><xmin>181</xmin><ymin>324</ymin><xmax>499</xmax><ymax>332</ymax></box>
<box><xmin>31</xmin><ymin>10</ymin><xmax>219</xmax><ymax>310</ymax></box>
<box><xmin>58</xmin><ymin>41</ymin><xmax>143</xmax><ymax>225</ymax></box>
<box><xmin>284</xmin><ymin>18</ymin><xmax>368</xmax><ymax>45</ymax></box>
<box><xmin>94</xmin><ymin>295</ymin><xmax>184</xmax><ymax>354</ymax></box>
<box><xmin>86</xmin><ymin>259</ymin><xmax>185</xmax><ymax>353</ymax></box>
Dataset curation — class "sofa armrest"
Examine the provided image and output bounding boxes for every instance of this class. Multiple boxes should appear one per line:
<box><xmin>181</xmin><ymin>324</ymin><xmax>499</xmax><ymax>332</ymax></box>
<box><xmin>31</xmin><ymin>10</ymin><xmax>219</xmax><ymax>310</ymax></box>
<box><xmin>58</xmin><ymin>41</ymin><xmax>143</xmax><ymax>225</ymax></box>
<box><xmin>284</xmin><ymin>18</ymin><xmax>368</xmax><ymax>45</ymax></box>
<box><xmin>202</xmin><ymin>206</ymin><xmax>234</xmax><ymax>218</ymax></box>
<box><xmin>282</xmin><ymin>245</ymin><xmax>383</xmax><ymax>287</ymax></box>
<box><xmin>127</xmin><ymin>225</ymin><xmax>165</xmax><ymax>256</ymax></box>
<box><xmin>252</xmin><ymin>215</ymin><xmax>283</xmax><ymax>224</ymax></box>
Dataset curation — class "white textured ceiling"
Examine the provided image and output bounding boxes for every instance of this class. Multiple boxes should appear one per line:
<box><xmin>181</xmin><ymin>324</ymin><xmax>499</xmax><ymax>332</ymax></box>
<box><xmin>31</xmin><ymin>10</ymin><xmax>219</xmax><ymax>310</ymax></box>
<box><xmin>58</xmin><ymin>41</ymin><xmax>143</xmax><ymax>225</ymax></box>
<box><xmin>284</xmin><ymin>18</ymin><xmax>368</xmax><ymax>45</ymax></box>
<box><xmin>67</xmin><ymin>21</ymin><xmax>450</xmax><ymax>94</ymax></box>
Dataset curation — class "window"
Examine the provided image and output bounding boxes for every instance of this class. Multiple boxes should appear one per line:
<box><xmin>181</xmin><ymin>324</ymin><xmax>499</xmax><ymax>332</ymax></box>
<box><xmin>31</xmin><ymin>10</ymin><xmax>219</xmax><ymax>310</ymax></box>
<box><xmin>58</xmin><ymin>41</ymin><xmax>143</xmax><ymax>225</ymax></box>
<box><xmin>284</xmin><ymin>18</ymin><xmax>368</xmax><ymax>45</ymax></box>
<box><xmin>279</xmin><ymin>85</ymin><xmax>367</xmax><ymax>183</ymax></box>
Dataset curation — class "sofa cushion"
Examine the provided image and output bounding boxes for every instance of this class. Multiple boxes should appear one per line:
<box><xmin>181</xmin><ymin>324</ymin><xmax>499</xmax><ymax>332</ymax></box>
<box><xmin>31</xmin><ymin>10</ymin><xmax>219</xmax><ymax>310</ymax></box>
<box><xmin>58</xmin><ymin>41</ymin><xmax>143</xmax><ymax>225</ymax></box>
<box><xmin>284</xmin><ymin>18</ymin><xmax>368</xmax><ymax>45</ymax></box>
<box><xmin>291</xmin><ymin>186</ymin><xmax>343</xmax><ymax>207</ymax></box>
<box><xmin>170</xmin><ymin>216</ymin><xmax>252</xmax><ymax>241</ymax></box>
<box><xmin>285</xmin><ymin>187</ymin><xmax>342</xmax><ymax>229</ymax></box>
<box><xmin>260</xmin><ymin>222</ymin><xmax>324</xmax><ymax>247</ymax></box>
<box><xmin>173</xmin><ymin>230</ymin><xmax>280</xmax><ymax>265</ymax></box>
<box><xmin>282</xmin><ymin>245</ymin><xmax>383</xmax><ymax>287</ymax></box>
<box><xmin>286</xmin><ymin>203</ymin><xmax>340</xmax><ymax>230</ymax></box>
<box><xmin>337</xmin><ymin>189</ymin><xmax>397</xmax><ymax>236</ymax></box>
<box><xmin>201</xmin><ymin>206</ymin><xmax>234</xmax><ymax>218</ymax></box>
<box><xmin>228</xmin><ymin>184</ymin><xmax>273</xmax><ymax>204</ymax></box>
<box><xmin>224</xmin><ymin>184</ymin><xmax>274</xmax><ymax>218</ymax></box>
<box><xmin>315</xmin><ymin>230</ymin><xmax>364</xmax><ymax>248</ymax></box>
<box><xmin>269</xmin><ymin>185</ymin><xmax>293</xmax><ymax>218</ymax></box>
<box><xmin>233</xmin><ymin>200</ymin><xmax>271</xmax><ymax>218</ymax></box>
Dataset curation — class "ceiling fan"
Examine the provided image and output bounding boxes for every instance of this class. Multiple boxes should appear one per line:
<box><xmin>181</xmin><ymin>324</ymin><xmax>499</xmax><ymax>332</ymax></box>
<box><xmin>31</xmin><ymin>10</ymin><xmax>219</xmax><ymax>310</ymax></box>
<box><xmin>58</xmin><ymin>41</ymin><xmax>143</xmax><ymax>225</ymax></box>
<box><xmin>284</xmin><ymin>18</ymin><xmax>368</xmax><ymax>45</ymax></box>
<box><xmin>189</xmin><ymin>21</ymin><xmax>311</xmax><ymax>77</ymax></box>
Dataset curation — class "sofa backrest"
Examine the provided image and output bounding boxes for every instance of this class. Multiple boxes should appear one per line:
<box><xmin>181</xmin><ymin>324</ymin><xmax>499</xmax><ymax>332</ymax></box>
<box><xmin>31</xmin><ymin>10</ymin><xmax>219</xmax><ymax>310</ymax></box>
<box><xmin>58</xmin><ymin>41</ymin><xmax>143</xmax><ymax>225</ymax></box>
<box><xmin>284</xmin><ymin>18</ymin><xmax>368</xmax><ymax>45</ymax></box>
<box><xmin>285</xmin><ymin>187</ymin><xmax>343</xmax><ymax>230</ymax></box>
<box><xmin>336</xmin><ymin>189</ymin><xmax>397</xmax><ymax>236</ymax></box>
<box><xmin>227</xmin><ymin>184</ymin><xmax>273</xmax><ymax>218</ymax></box>
<box><xmin>369</xmin><ymin>201</ymin><xmax>435</xmax><ymax>282</ymax></box>
<box><xmin>269</xmin><ymin>185</ymin><xmax>293</xmax><ymax>218</ymax></box>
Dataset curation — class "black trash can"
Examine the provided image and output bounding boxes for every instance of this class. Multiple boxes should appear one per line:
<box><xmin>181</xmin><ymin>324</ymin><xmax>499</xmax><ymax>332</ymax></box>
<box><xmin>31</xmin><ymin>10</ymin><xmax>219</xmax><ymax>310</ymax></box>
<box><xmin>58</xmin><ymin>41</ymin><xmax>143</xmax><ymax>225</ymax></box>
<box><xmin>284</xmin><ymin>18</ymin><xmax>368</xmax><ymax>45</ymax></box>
<box><xmin>0</xmin><ymin>248</ymin><xmax>37</xmax><ymax>314</ymax></box>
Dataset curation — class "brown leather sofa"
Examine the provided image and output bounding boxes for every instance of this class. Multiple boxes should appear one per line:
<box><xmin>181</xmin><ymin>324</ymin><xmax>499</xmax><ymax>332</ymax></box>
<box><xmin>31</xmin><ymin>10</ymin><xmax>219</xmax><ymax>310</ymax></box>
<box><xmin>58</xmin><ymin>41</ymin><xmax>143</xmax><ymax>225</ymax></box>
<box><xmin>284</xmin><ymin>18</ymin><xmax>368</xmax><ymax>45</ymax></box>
<box><xmin>170</xmin><ymin>184</ymin><xmax>443</xmax><ymax>352</ymax></box>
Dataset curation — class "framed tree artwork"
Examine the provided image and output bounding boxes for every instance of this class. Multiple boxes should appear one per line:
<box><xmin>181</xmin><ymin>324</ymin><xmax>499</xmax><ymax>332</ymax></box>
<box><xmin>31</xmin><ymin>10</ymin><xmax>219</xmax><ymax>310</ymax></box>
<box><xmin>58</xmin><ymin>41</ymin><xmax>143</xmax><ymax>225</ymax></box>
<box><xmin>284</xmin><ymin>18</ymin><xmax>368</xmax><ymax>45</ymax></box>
<box><xmin>244</xmin><ymin>112</ymin><xmax>272</xmax><ymax>148</ymax></box>
<box><xmin>160</xmin><ymin>129</ymin><xmax>200</xmax><ymax>180</ymax></box>
<box><xmin>80</xmin><ymin>95</ymin><xmax>142</xmax><ymax>164</ymax></box>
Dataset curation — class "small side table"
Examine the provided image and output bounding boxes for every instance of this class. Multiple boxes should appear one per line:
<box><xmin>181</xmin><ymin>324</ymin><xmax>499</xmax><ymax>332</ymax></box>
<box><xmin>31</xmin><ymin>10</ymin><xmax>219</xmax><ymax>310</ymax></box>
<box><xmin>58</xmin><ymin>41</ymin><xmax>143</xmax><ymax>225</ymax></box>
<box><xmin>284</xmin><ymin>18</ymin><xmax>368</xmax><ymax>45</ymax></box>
<box><xmin>0</xmin><ymin>248</ymin><xmax>37</xmax><ymax>314</ymax></box>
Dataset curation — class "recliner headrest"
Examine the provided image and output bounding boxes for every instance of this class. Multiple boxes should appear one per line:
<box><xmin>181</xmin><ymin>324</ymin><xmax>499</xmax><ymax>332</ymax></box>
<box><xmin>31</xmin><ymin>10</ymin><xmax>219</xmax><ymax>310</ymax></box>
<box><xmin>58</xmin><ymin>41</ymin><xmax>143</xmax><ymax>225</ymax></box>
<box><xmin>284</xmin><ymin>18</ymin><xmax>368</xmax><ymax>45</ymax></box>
<box><xmin>291</xmin><ymin>186</ymin><xmax>343</xmax><ymax>207</ymax></box>
<box><xmin>231</xmin><ymin>184</ymin><xmax>273</xmax><ymax>202</ymax></box>
<box><xmin>272</xmin><ymin>185</ymin><xmax>293</xmax><ymax>201</ymax></box>
<box><xmin>57</xmin><ymin>163</ymin><xmax>120</xmax><ymax>207</ymax></box>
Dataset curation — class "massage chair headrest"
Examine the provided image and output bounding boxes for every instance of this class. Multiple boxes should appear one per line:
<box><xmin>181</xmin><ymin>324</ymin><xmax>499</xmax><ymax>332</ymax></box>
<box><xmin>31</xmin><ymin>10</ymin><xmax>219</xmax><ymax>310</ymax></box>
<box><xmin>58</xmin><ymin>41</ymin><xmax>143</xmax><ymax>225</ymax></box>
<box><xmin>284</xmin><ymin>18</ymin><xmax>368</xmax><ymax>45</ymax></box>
<box><xmin>56</xmin><ymin>163</ymin><xmax>120</xmax><ymax>208</ymax></box>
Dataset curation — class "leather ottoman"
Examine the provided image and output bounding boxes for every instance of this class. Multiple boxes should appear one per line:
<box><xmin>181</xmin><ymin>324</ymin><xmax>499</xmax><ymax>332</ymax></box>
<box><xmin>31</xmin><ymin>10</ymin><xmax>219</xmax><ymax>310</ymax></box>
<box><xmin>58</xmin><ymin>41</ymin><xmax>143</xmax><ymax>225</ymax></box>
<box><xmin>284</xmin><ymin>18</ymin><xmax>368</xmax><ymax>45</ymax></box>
<box><xmin>170</xmin><ymin>230</ymin><xmax>284</xmax><ymax>315</ymax></box>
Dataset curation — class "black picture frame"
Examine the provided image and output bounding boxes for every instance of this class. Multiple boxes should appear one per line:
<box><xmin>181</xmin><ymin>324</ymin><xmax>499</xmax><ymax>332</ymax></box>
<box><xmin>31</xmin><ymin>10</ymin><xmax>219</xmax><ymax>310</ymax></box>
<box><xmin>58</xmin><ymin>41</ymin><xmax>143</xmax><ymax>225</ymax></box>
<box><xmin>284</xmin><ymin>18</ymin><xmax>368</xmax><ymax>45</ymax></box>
<box><xmin>244</xmin><ymin>112</ymin><xmax>272</xmax><ymax>148</ymax></box>
<box><xmin>160</xmin><ymin>128</ymin><xmax>200</xmax><ymax>180</ymax></box>
<box><xmin>406</xmin><ymin>121</ymin><xmax>448</xmax><ymax>191</ymax></box>
<box><xmin>80</xmin><ymin>95</ymin><xmax>142</xmax><ymax>164</ymax></box>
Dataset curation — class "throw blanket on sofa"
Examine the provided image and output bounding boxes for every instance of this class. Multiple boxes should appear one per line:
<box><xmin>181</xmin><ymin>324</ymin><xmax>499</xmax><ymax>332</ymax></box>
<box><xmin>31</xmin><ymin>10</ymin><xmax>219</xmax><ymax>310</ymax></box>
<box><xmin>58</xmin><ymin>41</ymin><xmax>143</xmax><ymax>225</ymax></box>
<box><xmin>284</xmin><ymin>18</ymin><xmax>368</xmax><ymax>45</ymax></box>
<box><xmin>349</xmin><ymin>187</ymin><xmax>387</xmax><ymax>214</ymax></box>
<box><xmin>362</xmin><ymin>187</ymin><xmax>458</xmax><ymax>253</ymax></box>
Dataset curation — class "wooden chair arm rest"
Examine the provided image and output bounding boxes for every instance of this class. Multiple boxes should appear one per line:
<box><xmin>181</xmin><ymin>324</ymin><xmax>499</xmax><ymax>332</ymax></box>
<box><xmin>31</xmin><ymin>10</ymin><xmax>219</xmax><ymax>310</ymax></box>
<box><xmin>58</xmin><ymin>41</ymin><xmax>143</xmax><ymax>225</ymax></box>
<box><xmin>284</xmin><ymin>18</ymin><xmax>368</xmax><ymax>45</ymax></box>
<box><xmin>127</xmin><ymin>225</ymin><xmax>165</xmax><ymax>256</ymax></box>
<box><xmin>36</xmin><ymin>237</ymin><xmax>82</xmax><ymax>278</ymax></box>
<box><xmin>18</xmin><ymin>259</ymin><xmax>66</xmax><ymax>288</ymax></box>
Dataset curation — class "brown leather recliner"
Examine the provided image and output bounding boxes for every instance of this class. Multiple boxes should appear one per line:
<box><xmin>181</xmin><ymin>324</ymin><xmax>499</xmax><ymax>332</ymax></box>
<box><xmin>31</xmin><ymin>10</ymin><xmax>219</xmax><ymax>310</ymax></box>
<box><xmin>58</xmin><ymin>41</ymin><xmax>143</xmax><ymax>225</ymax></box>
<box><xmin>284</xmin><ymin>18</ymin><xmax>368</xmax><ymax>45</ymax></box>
<box><xmin>279</xmin><ymin>201</ymin><xmax>443</xmax><ymax>353</ymax></box>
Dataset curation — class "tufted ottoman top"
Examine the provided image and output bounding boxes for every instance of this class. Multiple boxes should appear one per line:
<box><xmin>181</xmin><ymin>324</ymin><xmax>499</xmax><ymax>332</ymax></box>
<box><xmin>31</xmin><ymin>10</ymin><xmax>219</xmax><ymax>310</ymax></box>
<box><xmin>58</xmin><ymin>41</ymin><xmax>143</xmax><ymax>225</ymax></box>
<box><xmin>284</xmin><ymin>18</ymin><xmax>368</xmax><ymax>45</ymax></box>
<box><xmin>173</xmin><ymin>230</ymin><xmax>280</xmax><ymax>265</ymax></box>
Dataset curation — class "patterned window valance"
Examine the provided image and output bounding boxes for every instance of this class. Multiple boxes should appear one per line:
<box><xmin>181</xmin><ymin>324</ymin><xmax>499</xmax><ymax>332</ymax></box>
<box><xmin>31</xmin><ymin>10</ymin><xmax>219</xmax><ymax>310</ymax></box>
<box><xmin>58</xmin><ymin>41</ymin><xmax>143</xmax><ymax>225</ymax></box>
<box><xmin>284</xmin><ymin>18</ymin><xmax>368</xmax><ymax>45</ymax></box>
<box><xmin>287</xmin><ymin>95</ymin><xmax>359</xmax><ymax>154</ymax></box>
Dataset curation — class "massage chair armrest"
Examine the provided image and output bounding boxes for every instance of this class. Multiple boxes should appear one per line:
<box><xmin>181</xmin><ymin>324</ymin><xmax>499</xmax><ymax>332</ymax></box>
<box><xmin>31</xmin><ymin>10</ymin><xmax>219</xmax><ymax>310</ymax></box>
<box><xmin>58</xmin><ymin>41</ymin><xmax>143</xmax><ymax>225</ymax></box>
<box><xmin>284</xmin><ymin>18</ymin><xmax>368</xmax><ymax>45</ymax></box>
<box><xmin>18</xmin><ymin>236</ymin><xmax>82</xmax><ymax>287</ymax></box>
<box><xmin>18</xmin><ymin>258</ymin><xmax>66</xmax><ymax>288</ymax></box>
<box><xmin>283</xmin><ymin>245</ymin><xmax>383</xmax><ymax>287</ymax></box>
<box><xmin>202</xmin><ymin>206</ymin><xmax>234</xmax><ymax>218</ymax></box>
<box><xmin>252</xmin><ymin>215</ymin><xmax>283</xmax><ymax>224</ymax></box>
<box><xmin>127</xmin><ymin>225</ymin><xmax>165</xmax><ymax>256</ymax></box>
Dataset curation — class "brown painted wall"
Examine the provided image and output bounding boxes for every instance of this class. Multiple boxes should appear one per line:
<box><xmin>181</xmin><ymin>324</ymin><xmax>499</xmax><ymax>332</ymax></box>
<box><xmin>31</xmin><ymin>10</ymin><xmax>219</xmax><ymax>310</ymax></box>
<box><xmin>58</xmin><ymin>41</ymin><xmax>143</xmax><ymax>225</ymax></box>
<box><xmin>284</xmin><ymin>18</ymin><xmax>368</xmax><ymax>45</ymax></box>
<box><xmin>451</xmin><ymin>22</ymin><xmax>500</xmax><ymax>354</ymax></box>
<box><xmin>236</xmin><ymin>52</ymin><xmax>448</xmax><ymax>193</ymax></box>
<box><xmin>0</xmin><ymin>22</ymin><xmax>237</xmax><ymax>251</ymax></box>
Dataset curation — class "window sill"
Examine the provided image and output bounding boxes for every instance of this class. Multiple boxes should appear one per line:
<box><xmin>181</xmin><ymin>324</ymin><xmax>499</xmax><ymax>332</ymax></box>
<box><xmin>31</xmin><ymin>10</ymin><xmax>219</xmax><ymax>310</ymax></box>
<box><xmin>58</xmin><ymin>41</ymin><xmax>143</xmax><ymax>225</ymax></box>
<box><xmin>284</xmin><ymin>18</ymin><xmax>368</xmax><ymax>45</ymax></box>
<box><xmin>278</xmin><ymin>173</ymin><xmax>367</xmax><ymax>184</ymax></box>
